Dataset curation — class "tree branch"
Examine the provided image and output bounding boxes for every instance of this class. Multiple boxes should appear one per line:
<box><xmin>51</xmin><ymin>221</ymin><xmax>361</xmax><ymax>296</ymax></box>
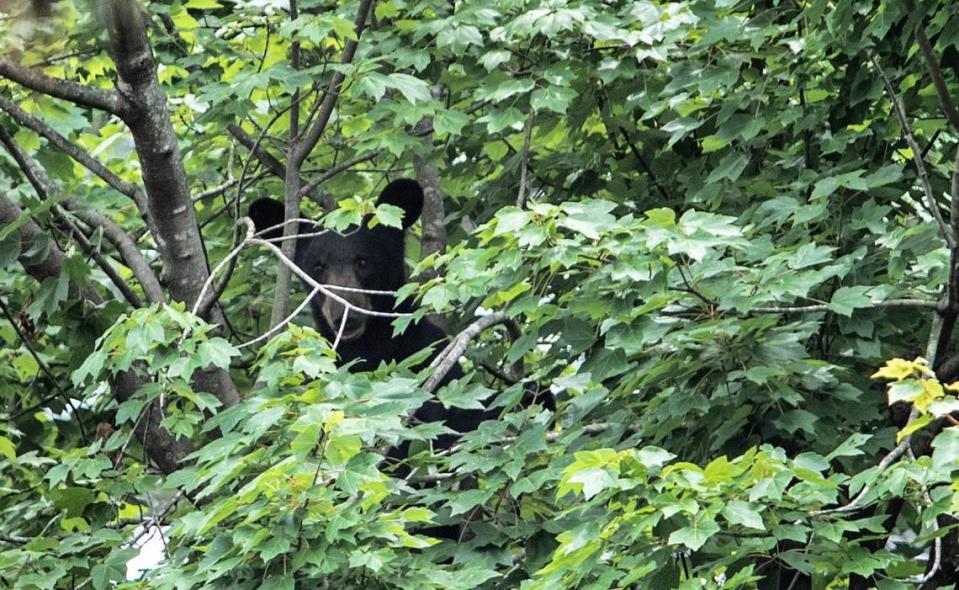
<box><xmin>907</xmin><ymin>0</ymin><xmax>959</xmax><ymax>133</ymax></box>
<box><xmin>296</xmin><ymin>152</ymin><xmax>377</xmax><ymax>199</ymax></box>
<box><xmin>67</xmin><ymin>205</ymin><xmax>164</xmax><ymax>304</ymax></box>
<box><xmin>0</xmin><ymin>120</ymin><xmax>163</xmax><ymax>306</ymax></box>
<box><xmin>0</xmin><ymin>94</ymin><xmax>149</xmax><ymax>213</ymax></box>
<box><xmin>291</xmin><ymin>0</ymin><xmax>374</xmax><ymax>167</ymax></box>
<box><xmin>868</xmin><ymin>49</ymin><xmax>954</xmax><ymax>249</ymax></box>
<box><xmin>0</xmin><ymin>295</ymin><xmax>89</xmax><ymax>443</ymax></box>
<box><xmin>423</xmin><ymin>312</ymin><xmax>515</xmax><ymax>393</ymax></box>
<box><xmin>516</xmin><ymin>110</ymin><xmax>534</xmax><ymax>208</ymax></box>
<box><xmin>101</xmin><ymin>0</ymin><xmax>239</xmax><ymax>407</ymax></box>
<box><xmin>56</xmin><ymin>208</ymin><xmax>143</xmax><ymax>307</ymax></box>
<box><xmin>0</xmin><ymin>192</ymin><xmax>64</xmax><ymax>282</ymax></box>
<box><xmin>750</xmin><ymin>299</ymin><xmax>938</xmax><ymax>314</ymax></box>
<box><xmin>227</xmin><ymin>123</ymin><xmax>286</xmax><ymax>179</ymax></box>
<box><xmin>0</xmin><ymin>58</ymin><xmax>129</xmax><ymax>117</ymax></box>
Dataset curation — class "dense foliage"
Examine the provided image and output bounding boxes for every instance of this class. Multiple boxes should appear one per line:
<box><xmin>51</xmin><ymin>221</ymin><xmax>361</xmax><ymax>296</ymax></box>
<box><xmin>2</xmin><ymin>0</ymin><xmax>959</xmax><ymax>588</ymax></box>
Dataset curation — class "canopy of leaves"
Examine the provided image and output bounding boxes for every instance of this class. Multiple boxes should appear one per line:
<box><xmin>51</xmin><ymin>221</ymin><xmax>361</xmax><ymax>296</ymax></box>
<box><xmin>2</xmin><ymin>0</ymin><xmax>959</xmax><ymax>588</ymax></box>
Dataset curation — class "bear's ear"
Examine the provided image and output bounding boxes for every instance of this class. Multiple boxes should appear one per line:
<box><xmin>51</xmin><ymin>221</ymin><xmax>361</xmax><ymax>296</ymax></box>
<box><xmin>376</xmin><ymin>178</ymin><xmax>424</xmax><ymax>230</ymax></box>
<box><xmin>248</xmin><ymin>198</ymin><xmax>287</xmax><ymax>240</ymax></box>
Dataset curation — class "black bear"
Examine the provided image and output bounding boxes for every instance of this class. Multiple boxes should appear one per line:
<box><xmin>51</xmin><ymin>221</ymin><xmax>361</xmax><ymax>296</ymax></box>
<box><xmin>248</xmin><ymin>179</ymin><xmax>491</xmax><ymax>458</ymax></box>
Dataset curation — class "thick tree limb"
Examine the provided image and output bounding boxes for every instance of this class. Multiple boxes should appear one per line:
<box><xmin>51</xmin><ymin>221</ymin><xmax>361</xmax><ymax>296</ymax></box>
<box><xmin>66</xmin><ymin>204</ymin><xmax>164</xmax><ymax>304</ymax></box>
<box><xmin>0</xmin><ymin>95</ymin><xmax>149</xmax><ymax>213</ymax></box>
<box><xmin>101</xmin><ymin>0</ymin><xmax>238</xmax><ymax>407</ymax></box>
<box><xmin>0</xmin><ymin>199</ymin><xmax>189</xmax><ymax>473</ymax></box>
<box><xmin>0</xmin><ymin>193</ymin><xmax>64</xmax><ymax>281</ymax></box>
<box><xmin>0</xmin><ymin>57</ymin><xmax>129</xmax><ymax>117</ymax></box>
<box><xmin>0</xmin><ymin>120</ymin><xmax>162</xmax><ymax>305</ymax></box>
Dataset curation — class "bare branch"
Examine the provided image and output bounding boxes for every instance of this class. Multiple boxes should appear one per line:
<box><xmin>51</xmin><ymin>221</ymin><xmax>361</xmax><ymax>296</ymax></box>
<box><xmin>67</xmin><ymin>205</ymin><xmax>164</xmax><ymax>304</ymax></box>
<box><xmin>0</xmin><ymin>295</ymin><xmax>89</xmax><ymax>443</ymax></box>
<box><xmin>0</xmin><ymin>119</ymin><xmax>162</xmax><ymax>305</ymax></box>
<box><xmin>907</xmin><ymin>0</ymin><xmax>959</xmax><ymax>133</ymax></box>
<box><xmin>192</xmin><ymin>178</ymin><xmax>238</xmax><ymax>202</ymax></box>
<box><xmin>0</xmin><ymin>57</ymin><xmax>128</xmax><ymax>116</ymax></box>
<box><xmin>57</xmin><ymin>208</ymin><xmax>143</xmax><ymax>307</ymax></box>
<box><xmin>296</xmin><ymin>152</ymin><xmax>377</xmax><ymax>198</ymax></box>
<box><xmin>291</xmin><ymin>0</ymin><xmax>374</xmax><ymax>167</ymax></box>
<box><xmin>423</xmin><ymin>312</ymin><xmax>515</xmax><ymax>393</ymax></box>
<box><xmin>227</xmin><ymin>123</ymin><xmax>286</xmax><ymax>179</ymax></box>
<box><xmin>750</xmin><ymin>299</ymin><xmax>938</xmax><ymax>314</ymax></box>
<box><xmin>809</xmin><ymin>435</ymin><xmax>911</xmax><ymax>516</ymax></box>
<box><xmin>516</xmin><ymin>110</ymin><xmax>534</xmax><ymax>208</ymax></box>
<box><xmin>0</xmin><ymin>95</ymin><xmax>148</xmax><ymax>212</ymax></box>
<box><xmin>0</xmin><ymin>532</ymin><xmax>31</xmax><ymax>545</ymax></box>
<box><xmin>868</xmin><ymin>49</ymin><xmax>954</xmax><ymax>249</ymax></box>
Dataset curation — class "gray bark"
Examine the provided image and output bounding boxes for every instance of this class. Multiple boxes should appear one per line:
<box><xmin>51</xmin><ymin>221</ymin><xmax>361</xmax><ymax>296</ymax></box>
<box><xmin>101</xmin><ymin>0</ymin><xmax>239</xmax><ymax>407</ymax></box>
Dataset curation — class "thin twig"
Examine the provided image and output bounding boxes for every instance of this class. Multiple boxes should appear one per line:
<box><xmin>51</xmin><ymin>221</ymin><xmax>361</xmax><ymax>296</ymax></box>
<box><xmin>292</xmin><ymin>0</ymin><xmax>374</xmax><ymax>166</ymax></box>
<box><xmin>516</xmin><ymin>110</ymin><xmax>534</xmax><ymax>208</ymax></box>
<box><xmin>192</xmin><ymin>178</ymin><xmax>238</xmax><ymax>202</ymax></box>
<box><xmin>296</xmin><ymin>152</ymin><xmax>377</xmax><ymax>198</ymax></box>
<box><xmin>868</xmin><ymin>49</ymin><xmax>954</xmax><ymax>249</ymax></box>
<box><xmin>237</xmin><ymin>286</ymin><xmax>319</xmax><ymax>349</ymax></box>
<box><xmin>808</xmin><ymin>435</ymin><xmax>911</xmax><ymax>516</ymax></box>
<box><xmin>907</xmin><ymin>0</ymin><xmax>959</xmax><ymax>133</ymax></box>
<box><xmin>0</xmin><ymin>295</ymin><xmax>89</xmax><ymax>443</ymax></box>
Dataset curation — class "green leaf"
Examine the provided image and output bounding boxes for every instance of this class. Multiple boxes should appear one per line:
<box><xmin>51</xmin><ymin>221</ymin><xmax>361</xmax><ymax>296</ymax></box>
<box><xmin>668</xmin><ymin>517</ymin><xmax>721</xmax><ymax>551</ymax></box>
<box><xmin>931</xmin><ymin>426</ymin><xmax>959</xmax><ymax>470</ymax></box>
<box><xmin>722</xmin><ymin>500</ymin><xmax>765</xmax><ymax>530</ymax></box>
<box><xmin>531</xmin><ymin>86</ymin><xmax>577</xmax><ymax>114</ymax></box>
<box><xmin>828</xmin><ymin>286</ymin><xmax>873</xmax><ymax>317</ymax></box>
<box><xmin>559</xmin><ymin>200</ymin><xmax>617</xmax><ymax>239</ymax></box>
<box><xmin>198</xmin><ymin>337</ymin><xmax>239</xmax><ymax>369</ymax></box>
<box><xmin>0</xmin><ymin>436</ymin><xmax>16</xmax><ymax>462</ymax></box>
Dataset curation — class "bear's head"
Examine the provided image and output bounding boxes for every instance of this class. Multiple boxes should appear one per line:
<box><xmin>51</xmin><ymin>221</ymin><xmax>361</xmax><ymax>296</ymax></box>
<box><xmin>248</xmin><ymin>178</ymin><xmax>424</xmax><ymax>344</ymax></box>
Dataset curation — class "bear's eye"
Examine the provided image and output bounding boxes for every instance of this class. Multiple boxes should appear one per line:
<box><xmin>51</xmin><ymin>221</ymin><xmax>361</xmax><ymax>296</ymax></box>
<box><xmin>355</xmin><ymin>256</ymin><xmax>368</xmax><ymax>270</ymax></box>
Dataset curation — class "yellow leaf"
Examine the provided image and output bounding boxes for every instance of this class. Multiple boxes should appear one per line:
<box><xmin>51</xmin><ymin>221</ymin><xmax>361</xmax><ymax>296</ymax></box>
<box><xmin>871</xmin><ymin>358</ymin><xmax>919</xmax><ymax>381</ymax></box>
<box><xmin>323</xmin><ymin>410</ymin><xmax>344</xmax><ymax>434</ymax></box>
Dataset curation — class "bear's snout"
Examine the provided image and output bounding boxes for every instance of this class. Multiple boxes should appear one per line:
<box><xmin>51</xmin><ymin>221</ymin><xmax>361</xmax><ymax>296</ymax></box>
<box><xmin>319</xmin><ymin>270</ymin><xmax>371</xmax><ymax>341</ymax></box>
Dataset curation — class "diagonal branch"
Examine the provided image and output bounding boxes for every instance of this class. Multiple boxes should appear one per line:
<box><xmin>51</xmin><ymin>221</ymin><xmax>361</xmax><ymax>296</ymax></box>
<box><xmin>907</xmin><ymin>0</ymin><xmax>959</xmax><ymax>133</ymax></box>
<box><xmin>291</xmin><ymin>0</ymin><xmax>374</xmax><ymax>167</ymax></box>
<box><xmin>67</xmin><ymin>205</ymin><xmax>164</xmax><ymax>304</ymax></box>
<box><xmin>296</xmin><ymin>152</ymin><xmax>377</xmax><ymax>198</ymax></box>
<box><xmin>0</xmin><ymin>95</ymin><xmax>149</xmax><ymax>213</ymax></box>
<box><xmin>0</xmin><ymin>123</ymin><xmax>162</xmax><ymax>305</ymax></box>
<box><xmin>0</xmin><ymin>58</ymin><xmax>129</xmax><ymax>117</ymax></box>
<box><xmin>868</xmin><ymin>49</ymin><xmax>954</xmax><ymax>249</ymax></box>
